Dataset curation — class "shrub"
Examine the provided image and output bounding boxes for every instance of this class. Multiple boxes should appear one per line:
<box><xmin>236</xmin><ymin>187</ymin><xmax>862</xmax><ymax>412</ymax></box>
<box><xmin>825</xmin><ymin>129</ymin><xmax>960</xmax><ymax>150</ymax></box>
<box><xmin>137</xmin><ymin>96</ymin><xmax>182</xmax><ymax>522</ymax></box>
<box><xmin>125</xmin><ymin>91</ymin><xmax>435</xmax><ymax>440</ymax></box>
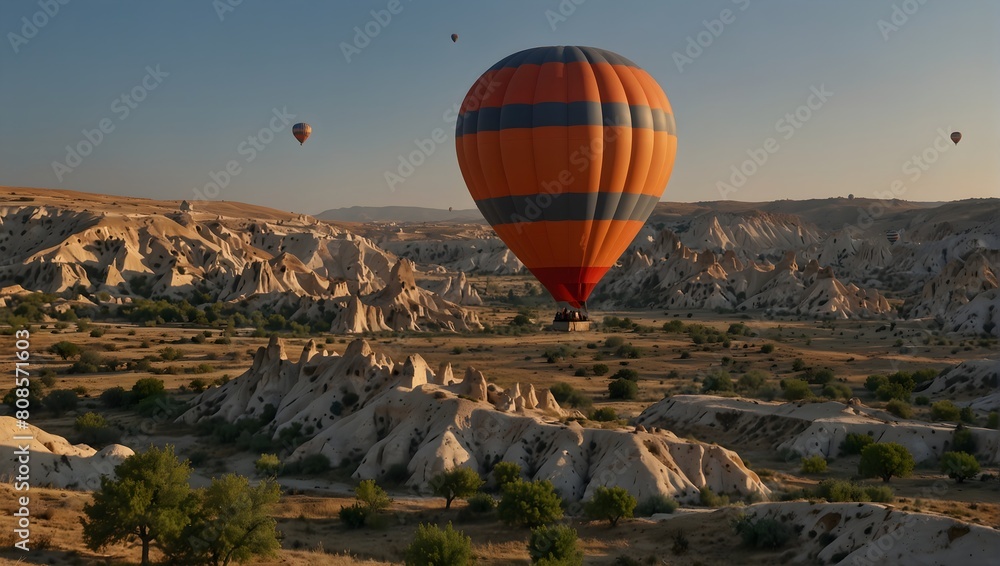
<box><xmin>822</xmin><ymin>383</ymin><xmax>852</xmax><ymax>400</ymax></box>
<box><xmin>885</xmin><ymin>399</ymin><xmax>913</xmax><ymax>419</ymax></box>
<box><xmin>940</xmin><ymin>451</ymin><xmax>980</xmax><ymax>483</ymax></box>
<box><xmin>404</xmin><ymin>522</ymin><xmax>473</xmax><ymax>566</ymax></box>
<box><xmin>339</xmin><ymin>503</ymin><xmax>367</xmax><ymax>529</ymax></box>
<box><xmin>584</xmin><ymin>486</ymin><xmax>636</xmax><ymax>527</ymax></box>
<box><xmin>864</xmin><ymin>375</ymin><xmax>888</xmax><ymax>393</ymax></box>
<box><xmin>131</xmin><ymin>378</ymin><xmax>165</xmax><ymax>402</ymax></box>
<box><xmin>159</xmin><ymin>346</ymin><xmax>183</xmax><ymax>361</ymax></box>
<box><xmin>782</xmin><ymin>379</ymin><xmax>813</xmax><ymax>401</ymax></box>
<box><xmin>592</xmin><ymin>364</ymin><xmax>609</xmax><ymax>376</ymax></box>
<box><xmin>760</xmin><ymin>344</ymin><xmax>775</xmax><ymax>354</ymax></box>
<box><xmin>429</xmin><ymin>467</ymin><xmax>484</xmax><ymax>509</ymax></box>
<box><xmin>573</xmin><ymin>368</ymin><xmax>587</xmax><ymax>377</ymax></box>
<box><xmin>49</xmin><ymin>341</ymin><xmax>81</xmax><ymax>360</ymax></box>
<box><xmin>355</xmin><ymin>479</ymin><xmax>392</xmax><ymax>514</ymax></box>
<box><xmin>987</xmin><ymin>412</ymin><xmax>999</xmax><ymax>429</ymax></box>
<box><xmin>859</xmin><ymin>443</ymin><xmax>914</xmax><ymax>482</ymax></box>
<box><xmin>800</xmin><ymin>455</ymin><xmax>827</xmax><ymax>474</ymax></box>
<box><xmin>841</xmin><ymin>432</ymin><xmax>874</xmax><ymax>455</ymax></box>
<box><xmin>915</xmin><ymin>395</ymin><xmax>930</xmax><ymax>406</ymax></box>
<box><xmin>608</xmin><ymin>378</ymin><xmax>638</xmax><ymax>400</ymax></box>
<box><xmin>492</xmin><ymin>462</ymin><xmax>522</xmax><ymax>491</ymax></box>
<box><xmin>497</xmin><ymin>480</ymin><xmax>563</xmax><ymax>528</ymax></box>
<box><xmin>931</xmin><ymin>400</ymin><xmax>961</xmax><ymax>422</ymax></box>
<box><xmin>604</xmin><ymin>336</ymin><xmax>625</xmax><ymax>349</ymax></box>
<box><xmin>255</xmin><ymin>453</ymin><xmax>282</xmax><ymax>476</ymax></box>
<box><xmin>549</xmin><ymin>383</ymin><xmax>592</xmax><ymax>409</ymax></box>
<box><xmin>90</xmin><ymin>327</ymin><xmax>105</xmax><ymax>338</ymax></box>
<box><xmin>738</xmin><ymin>370</ymin><xmax>768</xmax><ymax>392</ymax></box>
<box><xmin>959</xmin><ymin>406</ymin><xmax>976</xmax><ymax>425</ymax></box>
<box><xmin>100</xmin><ymin>386</ymin><xmax>128</xmax><ymax>408</ymax></box>
<box><xmin>791</xmin><ymin>358</ymin><xmax>806</xmax><ymax>372</ymax></box>
<box><xmin>814</xmin><ymin>479</ymin><xmax>894</xmax><ymax>503</ymax></box>
<box><xmin>615</xmin><ymin>344</ymin><xmax>642</xmax><ymax>359</ymax></box>
<box><xmin>732</xmin><ymin>514</ymin><xmax>791</xmax><ymax>549</ymax></box>
<box><xmin>188</xmin><ymin>378</ymin><xmax>208</xmax><ymax>393</ymax></box>
<box><xmin>528</xmin><ymin>524</ymin><xmax>582</xmax><ymax>566</ymax></box>
<box><xmin>951</xmin><ymin>424</ymin><xmax>977</xmax><ymax>454</ymax></box>
<box><xmin>466</xmin><ymin>493</ymin><xmax>497</xmax><ymax>513</ymax></box>
<box><xmin>701</xmin><ymin>370</ymin><xmax>734</xmax><ymax>393</ymax></box>
<box><xmin>299</xmin><ymin>453</ymin><xmax>331</xmax><ymax>475</ymax></box>
<box><xmin>610</xmin><ymin>368</ymin><xmax>639</xmax><ymax>381</ymax></box>
<box><xmin>634</xmin><ymin>494</ymin><xmax>678</xmax><ymax>516</ymax></box>
<box><xmin>43</xmin><ymin>389</ymin><xmax>78</xmax><ymax>415</ymax></box>
<box><xmin>589</xmin><ymin>407</ymin><xmax>618</xmax><ymax>422</ymax></box>
<box><xmin>698</xmin><ymin>487</ymin><xmax>728</xmax><ymax>508</ymax></box>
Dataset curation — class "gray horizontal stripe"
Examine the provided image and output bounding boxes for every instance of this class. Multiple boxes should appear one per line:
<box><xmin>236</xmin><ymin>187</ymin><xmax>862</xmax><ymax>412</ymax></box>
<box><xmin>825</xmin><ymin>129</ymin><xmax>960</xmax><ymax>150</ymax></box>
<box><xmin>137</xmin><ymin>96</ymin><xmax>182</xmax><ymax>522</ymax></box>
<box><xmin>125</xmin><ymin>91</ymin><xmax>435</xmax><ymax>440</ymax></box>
<box><xmin>457</xmin><ymin>103</ymin><xmax>674</xmax><ymax>137</ymax></box>
<box><xmin>476</xmin><ymin>191</ymin><xmax>661</xmax><ymax>226</ymax></box>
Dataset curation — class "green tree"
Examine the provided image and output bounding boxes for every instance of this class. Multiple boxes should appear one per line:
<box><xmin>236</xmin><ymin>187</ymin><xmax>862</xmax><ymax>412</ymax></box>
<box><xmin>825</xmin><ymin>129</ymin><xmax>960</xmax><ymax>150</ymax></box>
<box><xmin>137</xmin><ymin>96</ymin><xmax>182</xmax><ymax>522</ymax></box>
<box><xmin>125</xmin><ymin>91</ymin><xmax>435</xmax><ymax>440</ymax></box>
<box><xmin>940</xmin><ymin>451</ymin><xmax>980</xmax><ymax>483</ymax></box>
<box><xmin>492</xmin><ymin>461</ymin><xmax>522</xmax><ymax>491</ymax></box>
<box><xmin>132</xmin><ymin>378</ymin><xmax>166</xmax><ymax>402</ymax></box>
<box><xmin>254</xmin><ymin>454</ymin><xmax>281</xmax><ymax>477</ymax></box>
<box><xmin>167</xmin><ymin>475</ymin><xmax>281</xmax><ymax>565</ymax></box>
<box><xmin>528</xmin><ymin>524</ymin><xmax>582</xmax><ymax>566</ymax></box>
<box><xmin>497</xmin><ymin>480</ymin><xmax>563</xmax><ymax>528</ymax></box>
<box><xmin>49</xmin><ymin>340</ymin><xmax>81</xmax><ymax>360</ymax></box>
<box><xmin>584</xmin><ymin>486</ymin><xmax>636</xmax><ymax>527</ymax></box>
<box><xmin>429</xmin><ymin>467</ymin><xmax>484</xmax><ymax>510</ymax></box>
<box><xmin>82</xmin><ymin>445</ymin><xmax>195</xmax><ymax>566</ymax></box>
<box><xmin>858</xmin><ymin>443</ymin><xmax>914</xmax><ymax>483</ymax></box>
<box><xmin>43</xmin><ymin>389</ymin><xmax>78</xmax><ymax>416</ymax></box>
<box><xmin>404</xmin><ymin>522</ymin><xmax>473</xmax><ymax>566</ymax></box>
<box><xmin>800</xmin><ymin>455</ymin><xmax>828</xmax><ymax>474</ymax></box>
<box><xmin>931</xmin><ymin>400</ymin><xmax>961</xmax><ymax>422</ymax></box>
<box><xmin>782</xmin><ymin>379</ymin><xmax>813</xmax><ymax>401</ymax></box>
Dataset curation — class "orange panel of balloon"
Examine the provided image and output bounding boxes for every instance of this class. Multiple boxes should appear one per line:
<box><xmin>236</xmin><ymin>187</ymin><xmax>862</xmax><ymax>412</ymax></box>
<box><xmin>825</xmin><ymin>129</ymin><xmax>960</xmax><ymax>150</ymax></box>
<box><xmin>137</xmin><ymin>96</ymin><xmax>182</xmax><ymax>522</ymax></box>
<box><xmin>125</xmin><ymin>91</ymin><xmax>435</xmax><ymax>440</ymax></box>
<box><xmin>455</xmin><ymin>46</ymin><xmax>677</xmax><ymax>308</ymax></box>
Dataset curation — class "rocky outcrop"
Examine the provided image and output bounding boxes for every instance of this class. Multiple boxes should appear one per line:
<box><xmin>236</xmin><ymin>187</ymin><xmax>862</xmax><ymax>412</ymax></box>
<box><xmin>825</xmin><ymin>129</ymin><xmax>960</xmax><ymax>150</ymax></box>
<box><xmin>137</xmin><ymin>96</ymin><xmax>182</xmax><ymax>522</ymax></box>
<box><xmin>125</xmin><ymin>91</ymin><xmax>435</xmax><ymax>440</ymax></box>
<box><xmin>179</xmin><ymin>338</ymin><xmax>771</xmax><ymax>502</ymax></box>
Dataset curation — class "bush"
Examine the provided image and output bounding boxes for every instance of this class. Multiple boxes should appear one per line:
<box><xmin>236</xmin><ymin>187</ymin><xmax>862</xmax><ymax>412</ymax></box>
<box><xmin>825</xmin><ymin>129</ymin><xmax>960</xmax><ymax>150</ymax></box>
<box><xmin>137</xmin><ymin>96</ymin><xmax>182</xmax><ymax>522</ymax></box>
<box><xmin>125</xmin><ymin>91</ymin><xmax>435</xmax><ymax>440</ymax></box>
<box><xmin>100</xmin><ymin>386</ymin><xmax>128</xmax><ymax>408</ymax></box>
<box><xmin>497</xmin><ymin>480</ymin><xmax>563</xmax><ymax>528</ymax></box>
<box><xmin>931</xmin><ymin>400</ymin><xmax>961</xmax><ymax>422</ymax></box>
<box><xmin>885</xmin><ymin>399</ymin><xmax>913</xmax><ymax>419</ymax></box>
<box><xmin>466</xmin><ymin>493</ymin><xmax>497</xmax><ymax>513</ymax></box>
<box><xmin>404</xmin><ymin>522</ymin><xmax>473</xmax><ymax>566</ymax></box>
<box><xmin>732</xmin><ymin>514</ymin><xmax>791</xmax><ymax>549</ymax></box>
<box><xmin>592</xmin><ymin>364</ymin><xmax>609</xmax><ymax>376</ymax></box>
<box><xmin>49</xmin><ymin>341</ymin><xmax>81</xmax><ymax>360</ymax></box>
<box><xmin>584</xmin><ymin>486</ymin><xmax>636</xmax><ymax>527</ymax></box>
<box><xmin>760</xmin><ymin>344</ymin><xmax>775</xmax><ymax>354</ymax></box>
<box><xmin>841</xmin><ymin>433</ymin><xmax>874</xmax><ymax>455</ymax></box>
<box><xmin>43</xmin><ymin>389</ymin><xmax>78</xmax><ymax>415</ymax></box>
<box><xmin>987</xmin><ymin>412</ymin><xmax>999</xmax><ymax>429</ymax></box>
<box><xmin>549</xmin><ymin>383</ymin><xmax>592</xmax><ymax>409</ymax></box>
<box><xmin>698</xmin><ymin>487</ymin><xmax>728</xmax><ymax>508</ymax></box>
<box><xmin>800</xmin><ymin>455</ymin><xmax>827</xmax><ymax>474</ymax></box>
<box><xmin>791</xmin><ymin>358</ymin><xmax>806</xmax><ymax>372</ymax></box>
<box><xmin>610</xmin><ymin>368</ymin><xmax>639</xmax><ymax>382</ymax></box>
<box><xmin>604</xmin><ymin>336</ymin><xmax>625</xmax><ymax>349</ymax></box>
<box><xmin>615</xmin><ymin>344</ymin><xmax>642</xmax><ymax>359</ymax></box>
<box><xmin>188</xmin><ymin>378</ymin><xmax>208</xmax><ymax>393</ymax></box>
<box><xmin>859</xmin><ymin>443</ymin><xmax>914</xmax><ymax>482</ymax></box>
<box><xmin>528</xmin><ymin>525</ymin><xmax>582</xmax><ymax>566</ymax></box>
<box><xmin>782</xmin><ymin>379</ymin><xmax>813</xmax><ymax>401</ymax></box>
<box><xmin>159</xmin><ymin>347</ymin><xmax>183</xmax><ymax>361</ymax></box>
<box><xmin>589</xmin><ymin>407</ymin><xmax>618</xmax><ymax>422</ymax></box>
<box><xmin>951</xmin><ymin>424</ymin><xmax>977</xmax><ymax>454</ymax></box>
<box><xmin>355</xmin><ymin>479</ymin><xmax>392</xmax><ymax>514</ymax></box>
<box><xmin>959</xmin><ymin>406</ymin><xmax>976</xmax><ymax>425</ymax></box>
<box><xmin>915</xmin><ymin>395</ymin><xmax>930</xmax><ymax>406</ymax></box>
<box><xmin>940</xmin><ymin>451</ymin><xmax>980</xmax><ymax>483</ymax></box>
<box><xmin>634</xmin><ymin>494</ymin><xmax>678</xmax><ymax>516</ymax></box>
<box><xmin>429</xmin><ymin>467</ymin><xmax>484</xmax><ymax>509</ymax></box>
<box><xmin>737</xmin><ymin>370</ymin><xmax>768</xmax><ymax>392</ymax></box>
<box><xmin>131</xmin><ymin>378</ymin><xmax>165</xmax><ymax>402</ymax></box>
<box><xmin>492</xmin><ymin>462</ymin><xmax>522</xmax><ymax>491</ymax></box>
<box><xmin>701</xmin><ymin>370</ymin><xmax>734</xmax><ymax>393</ymax></box>
<box><xmin>814</xmin><ymin>479</ymin><xmax>894</xmax><ymax>503</ymax></box>
<box><xmin>255</xmin><ymin>453</ymin><xmax>282</xmax><ymax>476</ymax></box>
<box><xmin>339</xmin><ymin>503</ymin><xmax>367</xmax><ymax>529</ymax></box>
<box><xmin>608</xmin><ymin>378</ymin><xmax>638</xmax><ymax>400</ymax></box>
<box><xmin>299</xmin><ymin>453</ymin><xmax>331</xmax><ymax>475</ymax></box>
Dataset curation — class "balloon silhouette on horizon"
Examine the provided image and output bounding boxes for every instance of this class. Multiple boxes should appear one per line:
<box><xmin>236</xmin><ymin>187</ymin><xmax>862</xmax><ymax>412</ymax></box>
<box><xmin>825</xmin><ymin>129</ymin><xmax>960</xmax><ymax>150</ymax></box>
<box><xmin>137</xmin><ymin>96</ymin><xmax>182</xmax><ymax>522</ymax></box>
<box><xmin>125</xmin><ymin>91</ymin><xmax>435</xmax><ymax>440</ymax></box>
<box><xmin>455</xmin><ymin>46</ymin><xmax>677</xmax><ymax>309</ymax></box>
<box><xmin>292</xmin><ymin>123</ymin><xmax>312</xmax><ymax>145</ymax></box>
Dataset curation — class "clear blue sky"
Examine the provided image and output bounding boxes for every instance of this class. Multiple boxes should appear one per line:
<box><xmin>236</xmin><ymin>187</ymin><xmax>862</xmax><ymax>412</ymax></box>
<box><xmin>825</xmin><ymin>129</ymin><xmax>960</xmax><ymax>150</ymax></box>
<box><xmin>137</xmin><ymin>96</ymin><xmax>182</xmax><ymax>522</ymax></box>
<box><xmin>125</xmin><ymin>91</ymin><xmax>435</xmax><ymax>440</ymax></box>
<box><xmin>2</xmin><ymin>0</ymin><xmax>997</xmax><ymax>214</ymax></box>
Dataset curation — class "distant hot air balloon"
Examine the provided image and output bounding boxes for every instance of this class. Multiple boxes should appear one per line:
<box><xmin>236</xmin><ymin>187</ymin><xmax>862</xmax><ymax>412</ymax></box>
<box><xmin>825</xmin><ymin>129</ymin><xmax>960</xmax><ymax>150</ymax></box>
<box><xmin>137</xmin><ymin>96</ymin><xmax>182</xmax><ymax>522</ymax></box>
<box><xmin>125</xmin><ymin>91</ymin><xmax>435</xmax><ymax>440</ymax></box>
<box><xmin>451</xmin><ymin>33</ymin><xmax>459</xmax><ymax>43</ymax></box>
<box><xmin>455</xmin><ymin>46</ymin><xmax>677</xmax><ymax>309</ymax></box>
<box><xmin>448</xmin><ymin>207</ymin><xmax>453</xmax><ymax>212</ymax></box>
<box><xmin>950</xmin><ymin>131</ymin><xmax>961</xmax><ymax>145</ymax></box>
<box><xmin>292</xmin><ymin>123</ymin><xmax>312</xmax><ymax>145</ymax></box>
<box><xmin>886</xmin><ymin>229</ymin><xmax>901</xmax><ymax>244</ymax></box>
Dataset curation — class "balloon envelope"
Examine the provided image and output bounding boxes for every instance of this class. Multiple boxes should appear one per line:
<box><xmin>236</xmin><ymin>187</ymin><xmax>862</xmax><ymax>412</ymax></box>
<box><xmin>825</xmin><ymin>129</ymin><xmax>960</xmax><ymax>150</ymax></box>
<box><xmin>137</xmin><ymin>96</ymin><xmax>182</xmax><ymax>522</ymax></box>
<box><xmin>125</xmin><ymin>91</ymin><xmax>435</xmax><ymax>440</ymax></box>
<box><xmin>886</xmin><ymin>230</ymin><xmax>900</xmax><ymax>244</ymax></box>
<box><xmin>455</xmin><ymin>46</ymin><xmax>677</xmax><ymax>307</ymax></box>
<box><xmin>451</xmin><ymin>34</ymin><xmax>459</xmax><ymax>42</ymax></box>
<box><xmin>951</xmin><ymin>131</ymin><xmax>961</xmax><ymax>145</ymax></box>
<box><xmin>292</xmin><ymin>123</ymin><xmax>312</xmax><ymax>145</ymax></box>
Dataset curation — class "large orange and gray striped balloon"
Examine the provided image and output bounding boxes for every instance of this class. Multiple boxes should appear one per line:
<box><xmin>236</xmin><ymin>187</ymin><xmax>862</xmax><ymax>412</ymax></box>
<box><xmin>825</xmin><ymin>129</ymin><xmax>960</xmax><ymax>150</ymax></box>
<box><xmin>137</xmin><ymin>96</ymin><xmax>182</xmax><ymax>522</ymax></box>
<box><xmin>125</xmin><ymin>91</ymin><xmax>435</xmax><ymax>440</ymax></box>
<box><xmin>455</xmin><ymin>46</ymin><xmax>677</xmax><ymax>307</ymax></box>
<box><xmin>292</xmin><ymin>123</ymin><xmax>312</xmax><ymax>145</ymax></box>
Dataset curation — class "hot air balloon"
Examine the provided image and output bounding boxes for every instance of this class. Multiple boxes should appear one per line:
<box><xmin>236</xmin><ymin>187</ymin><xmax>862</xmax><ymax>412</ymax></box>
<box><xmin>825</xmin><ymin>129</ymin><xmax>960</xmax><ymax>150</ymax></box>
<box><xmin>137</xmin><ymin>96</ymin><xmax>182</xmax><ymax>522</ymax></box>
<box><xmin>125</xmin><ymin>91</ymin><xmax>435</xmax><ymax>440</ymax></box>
<box><xmin>951</xmin><ymin>131</ymin><xmax>961</xmax><ymax>145</ymax></box>
<box><xmin>455</xmin><ymin>46</ymin><xmax>677</xmax><ymax>310</ymax></box>
<box><xmin>292</xmin><ymin>123</ymin><xmax>312</xmax><ymax>145</ymax></box>
<box><xmin>886</xmin><ymin>229</ymin><xmax>900</xmax><ymax>244</ymax></box>
<box><xmin>448</xmin><ymin>207</ymin><xmax>453</xmax><ymax>212</ymax></box>
<box><xmin>451</xmin><ymin>34</ymin><xmax>459</xmax><ymax>43</ymax></box>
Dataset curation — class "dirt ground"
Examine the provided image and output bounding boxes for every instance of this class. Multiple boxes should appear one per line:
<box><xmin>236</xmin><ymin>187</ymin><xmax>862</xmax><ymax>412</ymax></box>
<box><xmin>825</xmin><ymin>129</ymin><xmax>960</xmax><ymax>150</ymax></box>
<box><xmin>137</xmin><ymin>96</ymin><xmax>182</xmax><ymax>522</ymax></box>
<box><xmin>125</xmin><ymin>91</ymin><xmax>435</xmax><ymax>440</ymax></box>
<box><xmin>2</xmin><ymin>305</ymin><xmax>998</xmax><ymax>564</ymax></box>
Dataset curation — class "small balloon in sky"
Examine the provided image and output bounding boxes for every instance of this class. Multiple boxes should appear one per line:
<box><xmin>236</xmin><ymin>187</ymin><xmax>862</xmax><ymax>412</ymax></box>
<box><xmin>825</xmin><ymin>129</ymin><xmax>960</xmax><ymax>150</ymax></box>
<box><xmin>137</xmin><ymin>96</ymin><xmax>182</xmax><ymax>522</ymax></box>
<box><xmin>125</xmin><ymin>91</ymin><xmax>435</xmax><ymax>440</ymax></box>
<box><xmin>292</xmin><ymin>123</ymin><xmax>312</xmax><ymax>145</ymax></box>
<box><xmin>950</xmin><ymin>131</ymin><xmax>961</xmax><ymax>145</ymax></box>
<box><xmin>451</xmin><ymin>34</ymin><xmax>459</xmax><ymax>43</ymax></box>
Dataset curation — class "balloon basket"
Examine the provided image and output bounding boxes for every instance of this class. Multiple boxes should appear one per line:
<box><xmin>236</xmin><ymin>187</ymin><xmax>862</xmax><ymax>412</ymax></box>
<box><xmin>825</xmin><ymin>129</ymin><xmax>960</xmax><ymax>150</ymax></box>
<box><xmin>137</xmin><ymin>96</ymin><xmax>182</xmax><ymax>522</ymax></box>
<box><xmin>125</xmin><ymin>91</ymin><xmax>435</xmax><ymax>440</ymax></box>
<box><xmin>551</xmin><ymin>320</ymin><xmax>591</xmax><ymax>332</ymax></box>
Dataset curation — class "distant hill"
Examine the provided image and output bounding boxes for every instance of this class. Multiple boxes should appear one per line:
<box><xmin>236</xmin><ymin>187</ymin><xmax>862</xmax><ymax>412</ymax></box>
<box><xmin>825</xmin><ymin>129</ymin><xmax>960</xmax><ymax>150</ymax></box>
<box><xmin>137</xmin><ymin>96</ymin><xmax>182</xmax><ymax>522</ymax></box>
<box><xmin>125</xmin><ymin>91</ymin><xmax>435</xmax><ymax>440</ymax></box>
<box><xmin>315</xmin><ymin>206</ymin><xmax>484</xmax><ymax>223</ymax></box>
